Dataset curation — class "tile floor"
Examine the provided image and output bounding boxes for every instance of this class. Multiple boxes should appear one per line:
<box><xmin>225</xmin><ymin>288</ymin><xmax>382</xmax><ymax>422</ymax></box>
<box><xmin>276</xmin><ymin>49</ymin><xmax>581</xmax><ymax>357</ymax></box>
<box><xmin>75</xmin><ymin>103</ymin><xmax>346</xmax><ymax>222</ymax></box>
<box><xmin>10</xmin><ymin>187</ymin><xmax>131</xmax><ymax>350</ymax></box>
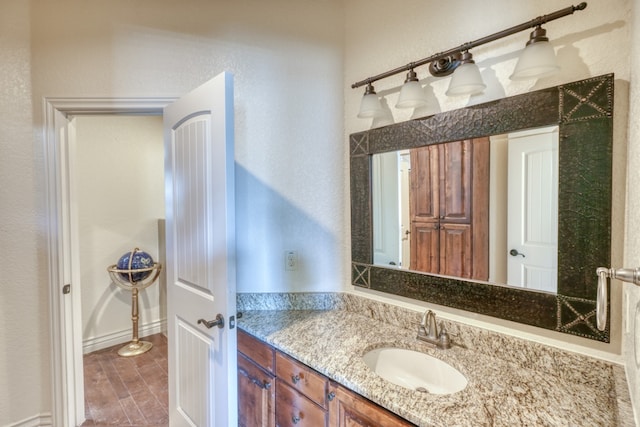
<box><xmin>81</xmin><ymin>333</ymin><xmax>168</xmax><ymax>426</ymax></box>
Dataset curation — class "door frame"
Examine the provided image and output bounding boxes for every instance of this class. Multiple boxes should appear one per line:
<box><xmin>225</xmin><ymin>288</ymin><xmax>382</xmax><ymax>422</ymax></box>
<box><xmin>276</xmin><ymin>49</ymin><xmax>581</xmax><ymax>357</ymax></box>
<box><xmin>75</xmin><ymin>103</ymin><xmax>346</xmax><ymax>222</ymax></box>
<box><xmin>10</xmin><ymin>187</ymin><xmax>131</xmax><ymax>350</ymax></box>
<box><xmin>44</xmin><ymin>97</ymin><xmax>175</xmax><ymax>427</ymax></box>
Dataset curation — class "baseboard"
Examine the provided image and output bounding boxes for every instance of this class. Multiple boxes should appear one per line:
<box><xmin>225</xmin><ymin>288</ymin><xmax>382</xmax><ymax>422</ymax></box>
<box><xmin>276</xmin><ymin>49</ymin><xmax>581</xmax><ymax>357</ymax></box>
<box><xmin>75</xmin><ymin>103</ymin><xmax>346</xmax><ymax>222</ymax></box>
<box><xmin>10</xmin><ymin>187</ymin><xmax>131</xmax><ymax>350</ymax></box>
<box><xmin>5</xmin><ymin>413</ymin><xmax>52</xmax><ymax>427</ymax></box>
<box><xmin>82</xmin><ymin>318</ymin><xmax>167</xmax><ymax>354</ymax></box>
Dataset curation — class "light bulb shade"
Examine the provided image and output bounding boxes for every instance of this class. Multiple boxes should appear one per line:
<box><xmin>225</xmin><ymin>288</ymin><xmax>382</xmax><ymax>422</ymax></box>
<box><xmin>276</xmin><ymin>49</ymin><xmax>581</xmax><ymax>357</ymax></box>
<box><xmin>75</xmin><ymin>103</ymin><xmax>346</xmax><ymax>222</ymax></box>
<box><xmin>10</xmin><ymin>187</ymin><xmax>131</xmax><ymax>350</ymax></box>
<box><xmin>510</xmin><ymin>40</ymin><xmax>560</xmax><ymax>80</ymax></box>
<box><xmin>357</xmin><ymin>92</ymin><xmax>383</xmax><ymax>118</ymax></box>
<box><xmin>371</xmin><ymin>111</ymin><xmax>394</xmax><ymax>128</ymax></box>
<box><xmin>445</xmin><ymin>62</ymin><xmax>486</xmax><ymax>96</ymax></box>
<box><xmin>396</xmin><ymin>80</ymin><xmax>429</xmax><ymax>109</ymax></box>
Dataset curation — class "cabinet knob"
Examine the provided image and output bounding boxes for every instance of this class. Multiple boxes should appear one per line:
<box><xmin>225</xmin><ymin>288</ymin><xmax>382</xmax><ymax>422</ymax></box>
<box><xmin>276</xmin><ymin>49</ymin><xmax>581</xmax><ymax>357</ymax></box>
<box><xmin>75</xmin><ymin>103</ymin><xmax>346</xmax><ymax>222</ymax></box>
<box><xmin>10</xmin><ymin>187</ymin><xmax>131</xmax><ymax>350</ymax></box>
<box><xmin>292</xmin><ymin>414</ymin><xmax>301</xmax><ymax>424</ymax></box>
<box><xmin>327</xmin><ymin>391</ymin><xmax>336</xmax><ymax>401</ymax></box>
<box><xmin>291</xmin><ymin>374</ymin><xmax>301</xmax><ymax>384</ymax></box>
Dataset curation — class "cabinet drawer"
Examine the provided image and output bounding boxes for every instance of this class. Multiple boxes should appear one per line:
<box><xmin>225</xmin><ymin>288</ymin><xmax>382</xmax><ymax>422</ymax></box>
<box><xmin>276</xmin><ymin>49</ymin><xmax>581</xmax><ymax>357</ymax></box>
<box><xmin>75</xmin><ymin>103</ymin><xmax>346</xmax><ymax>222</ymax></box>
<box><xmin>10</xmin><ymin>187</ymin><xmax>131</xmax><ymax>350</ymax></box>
<box><xmin>276</xmin><ymin>380</ymin><xmax>327</xmax><ymax>427</ymax></box>
<box><xmin>276</xmin><ymin>352</ymin><xmax>328</xmax><ymax>408</ymax></box>
<box><xmin>239</xmin><ymin>329</ymin><xmax>275</xmax><ymax>373</ymax></box>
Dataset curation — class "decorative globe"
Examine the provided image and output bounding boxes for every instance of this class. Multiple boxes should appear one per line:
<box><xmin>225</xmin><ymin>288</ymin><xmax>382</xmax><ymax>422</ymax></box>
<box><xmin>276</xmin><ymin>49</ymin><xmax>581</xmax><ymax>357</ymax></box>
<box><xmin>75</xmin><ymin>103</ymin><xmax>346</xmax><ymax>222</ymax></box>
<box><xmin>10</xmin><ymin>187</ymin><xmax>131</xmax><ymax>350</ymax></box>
<box><xmin>116</xmin><ymin>249</ymin><xmax>155</xmax><ymax>283</ymax></box>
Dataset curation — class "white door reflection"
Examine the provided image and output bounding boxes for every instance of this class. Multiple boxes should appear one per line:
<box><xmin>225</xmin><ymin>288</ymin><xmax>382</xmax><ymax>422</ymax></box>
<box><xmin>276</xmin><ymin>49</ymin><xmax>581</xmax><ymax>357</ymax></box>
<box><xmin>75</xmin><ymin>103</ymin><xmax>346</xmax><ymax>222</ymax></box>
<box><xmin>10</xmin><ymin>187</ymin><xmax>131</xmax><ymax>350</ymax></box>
<box><xmin>507</xmin><ymin>126</ymin><xmax>558</xmax><ymax>292</ymax></box>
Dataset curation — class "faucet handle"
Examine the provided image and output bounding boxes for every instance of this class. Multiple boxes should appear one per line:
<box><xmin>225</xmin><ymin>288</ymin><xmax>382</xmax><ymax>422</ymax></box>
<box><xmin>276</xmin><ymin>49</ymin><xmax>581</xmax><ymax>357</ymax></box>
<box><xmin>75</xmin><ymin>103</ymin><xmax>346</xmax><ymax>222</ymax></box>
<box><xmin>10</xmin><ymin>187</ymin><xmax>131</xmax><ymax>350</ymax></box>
<box><xmin>438</xmin><ymin>322</ymin><xmax>452</xmax><ymax>349</ymax></box>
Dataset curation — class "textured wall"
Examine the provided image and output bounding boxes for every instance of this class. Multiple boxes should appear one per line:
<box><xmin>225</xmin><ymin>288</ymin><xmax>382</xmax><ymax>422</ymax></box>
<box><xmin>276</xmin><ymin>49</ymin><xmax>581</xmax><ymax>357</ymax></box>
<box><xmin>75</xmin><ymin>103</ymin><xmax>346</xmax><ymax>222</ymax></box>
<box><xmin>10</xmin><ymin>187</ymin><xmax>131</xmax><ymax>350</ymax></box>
<box><xmin>0</xmin><ymin>1</ymin><xmax>51</xmax><ymax>424</ymax></box>
<box><xmin>74</xmin><ymin>115</ymin><xmax>165</xmax><ymax>350</ymax></box>
<box><xmin>624</xmin><ymin>0</ymin><xmax>640</xmax><ymax>422</ymax></box>
<box><xmin>344</xmin><ymin>0</ymin><xmax>631</xmax><ymax>358</ymax></box>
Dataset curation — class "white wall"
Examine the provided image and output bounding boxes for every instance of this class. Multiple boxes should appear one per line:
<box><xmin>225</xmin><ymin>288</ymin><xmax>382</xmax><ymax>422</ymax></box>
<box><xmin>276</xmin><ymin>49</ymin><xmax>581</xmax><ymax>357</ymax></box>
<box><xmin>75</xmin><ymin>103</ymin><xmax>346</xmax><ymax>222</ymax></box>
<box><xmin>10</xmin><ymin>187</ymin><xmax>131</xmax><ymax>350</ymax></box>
<box><xmin>0</xmin><ymin>1</ymin><xmax>51</xmax><ymax>424</ymax></box>
<box><xmin>0</xmin><ymin>0</ymin><xmax>345</xmax><ymax>424</ymax></box>
<box><xmin>624</xmin><ymin>0</ymin><xmax>640</xmax><ymax>422</ymax></box>
<box><xmin>74</xmin><ymin>115</ymin><xmax>165</xmax><ymax>352</ymax></box>
<box><xmin>344</xmin><ymin>0</ymin><xmax>630</xmax><ymax>360</ymax></box>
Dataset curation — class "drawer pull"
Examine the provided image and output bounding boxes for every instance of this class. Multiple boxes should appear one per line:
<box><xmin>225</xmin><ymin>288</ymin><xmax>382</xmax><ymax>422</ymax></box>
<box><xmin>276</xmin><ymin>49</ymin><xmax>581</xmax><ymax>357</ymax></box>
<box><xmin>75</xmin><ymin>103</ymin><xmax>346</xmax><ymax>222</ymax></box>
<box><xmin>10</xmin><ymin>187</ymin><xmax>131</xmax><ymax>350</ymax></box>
<box><xmin>238</xmin><ymin>367</ymin><xmax>271</xmax><ymax>390</ymax></box>
<box><xmin>327</xmin><ymin>391</ymin><xmax>336</xmax><ymax>401</ymax></box>
<box><xmin>291</xmin><ymin>374</ymin><xmax>301</xmax><ymax>384</ymax></box>
<box><xmin>292</xmin><ymin>415</ymin><xmax>301</xmax><ymax>424</ymax></box>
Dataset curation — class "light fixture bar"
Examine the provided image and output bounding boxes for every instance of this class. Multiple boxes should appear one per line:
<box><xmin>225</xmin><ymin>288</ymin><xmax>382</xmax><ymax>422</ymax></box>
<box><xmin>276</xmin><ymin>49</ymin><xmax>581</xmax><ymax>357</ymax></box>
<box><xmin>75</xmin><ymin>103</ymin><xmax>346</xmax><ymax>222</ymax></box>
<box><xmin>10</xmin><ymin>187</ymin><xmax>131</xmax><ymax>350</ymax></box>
<box><xmin>351</xmin><ymin>2</ymin><xmax>587</xmax><ymax>89</ymax></box>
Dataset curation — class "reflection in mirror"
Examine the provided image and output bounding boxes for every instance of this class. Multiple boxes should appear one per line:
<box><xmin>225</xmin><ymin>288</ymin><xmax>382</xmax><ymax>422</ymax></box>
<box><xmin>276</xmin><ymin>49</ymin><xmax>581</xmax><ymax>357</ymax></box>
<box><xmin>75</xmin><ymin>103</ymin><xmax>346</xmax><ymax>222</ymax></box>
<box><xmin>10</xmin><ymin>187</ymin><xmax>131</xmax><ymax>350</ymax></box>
<box><xmin>372</xmin><ymin>125</ymin><xmax>559</xmax><ymax>293</ymax></box>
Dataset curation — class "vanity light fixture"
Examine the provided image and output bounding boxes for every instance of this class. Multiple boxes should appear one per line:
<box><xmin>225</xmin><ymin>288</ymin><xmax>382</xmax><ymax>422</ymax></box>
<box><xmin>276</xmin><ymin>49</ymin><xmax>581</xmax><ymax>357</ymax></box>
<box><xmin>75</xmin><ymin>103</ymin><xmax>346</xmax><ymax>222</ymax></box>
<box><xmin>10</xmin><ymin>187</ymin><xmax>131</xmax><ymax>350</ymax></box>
<box><xmin>396</xmin><ymin>68</ymin><xmax>429</xmax><ymax>109</ymax></box>
<box><xmin>510</xmin><ymin>25</ymin><xmax>560</xmax><ymax>80</ymax></box>
<box><xmin>357</xmin><ymin>82</ymin><xmax>384</xmax><ymax>118</ymax></box>
<box><xmin>353</xmin><ymin>2</ymin><xmax>587</xmax><ymax>118</ymax></box>
<box><xmin>445</xmin><ymin>51</ymin><xmax>486</xmax><ymax>96</ymax></box>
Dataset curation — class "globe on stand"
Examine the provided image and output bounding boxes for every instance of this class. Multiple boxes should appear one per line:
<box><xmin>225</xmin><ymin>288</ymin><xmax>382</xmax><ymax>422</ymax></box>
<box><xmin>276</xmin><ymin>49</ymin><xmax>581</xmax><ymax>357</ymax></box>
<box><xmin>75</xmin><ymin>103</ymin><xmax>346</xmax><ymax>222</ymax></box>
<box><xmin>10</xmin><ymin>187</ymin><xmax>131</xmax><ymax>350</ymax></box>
<box><xmin>107</xmin><ymin>248</ymin><xmax>162</xmax><ymax>357</ymax></box>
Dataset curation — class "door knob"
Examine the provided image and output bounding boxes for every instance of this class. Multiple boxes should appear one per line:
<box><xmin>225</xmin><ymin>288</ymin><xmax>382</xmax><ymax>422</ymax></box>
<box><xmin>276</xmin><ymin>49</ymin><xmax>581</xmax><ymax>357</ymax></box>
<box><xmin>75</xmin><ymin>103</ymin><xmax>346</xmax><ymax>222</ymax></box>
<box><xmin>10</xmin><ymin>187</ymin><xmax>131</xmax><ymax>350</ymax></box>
<box><xmin>197</xmin><ymin>314</ymin><xmax>224</xmax><ymax>329</ymax></box>
<box><xmin>509</xmin><ymin>249</ymin><xmax>525</xmax><ymax>258</ymax></box>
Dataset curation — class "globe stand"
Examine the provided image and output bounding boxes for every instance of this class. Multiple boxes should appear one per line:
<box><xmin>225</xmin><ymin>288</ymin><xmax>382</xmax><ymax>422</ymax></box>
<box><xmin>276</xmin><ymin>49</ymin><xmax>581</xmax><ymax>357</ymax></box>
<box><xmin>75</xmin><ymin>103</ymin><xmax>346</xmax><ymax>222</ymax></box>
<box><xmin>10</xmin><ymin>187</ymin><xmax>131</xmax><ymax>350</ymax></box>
<box><xmin>107</xmin><ymin>257</ymin><xmax>162</xmax><ymax>357</ymax></box>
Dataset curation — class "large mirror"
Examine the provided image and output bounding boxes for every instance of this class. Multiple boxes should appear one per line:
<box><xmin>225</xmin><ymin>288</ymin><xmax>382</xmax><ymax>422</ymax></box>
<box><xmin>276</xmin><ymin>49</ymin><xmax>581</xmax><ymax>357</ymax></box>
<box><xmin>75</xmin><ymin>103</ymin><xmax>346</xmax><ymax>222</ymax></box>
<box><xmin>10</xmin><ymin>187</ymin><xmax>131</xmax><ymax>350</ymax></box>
<box><xmin>372</xmin><ymin>125</ymin><xmax>559</xmax><ymax>293</ymax></box>
<box><xmin>351</xmin><ymin>74</ymin><xmax>613</xmax><ymax>342</ymax></box>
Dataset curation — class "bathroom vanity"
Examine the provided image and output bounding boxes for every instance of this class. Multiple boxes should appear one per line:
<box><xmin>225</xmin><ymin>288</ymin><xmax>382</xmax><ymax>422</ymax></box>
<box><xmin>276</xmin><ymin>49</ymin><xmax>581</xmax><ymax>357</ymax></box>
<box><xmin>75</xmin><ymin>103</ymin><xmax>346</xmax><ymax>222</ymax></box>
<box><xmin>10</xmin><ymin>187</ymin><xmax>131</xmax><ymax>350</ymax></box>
<box><xmin>238</xmin><ymin>329</ymin><xmax>413</xmax><ymax>426</ymax></box>
<box><xmin>237</xmin><ymin>293</ymin><xmax>633</xmax><ymax>427</ymax></box>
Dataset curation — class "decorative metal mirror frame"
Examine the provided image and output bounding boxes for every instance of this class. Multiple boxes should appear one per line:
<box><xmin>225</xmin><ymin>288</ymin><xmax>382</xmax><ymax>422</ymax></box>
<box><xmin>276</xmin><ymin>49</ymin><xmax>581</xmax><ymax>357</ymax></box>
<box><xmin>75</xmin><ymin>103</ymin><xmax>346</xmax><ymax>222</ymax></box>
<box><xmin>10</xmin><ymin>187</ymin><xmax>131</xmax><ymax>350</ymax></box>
<box><xmin>350</xmin><ymin>73</ymin><xmax>613</xmax><ymax>342</ymax></box>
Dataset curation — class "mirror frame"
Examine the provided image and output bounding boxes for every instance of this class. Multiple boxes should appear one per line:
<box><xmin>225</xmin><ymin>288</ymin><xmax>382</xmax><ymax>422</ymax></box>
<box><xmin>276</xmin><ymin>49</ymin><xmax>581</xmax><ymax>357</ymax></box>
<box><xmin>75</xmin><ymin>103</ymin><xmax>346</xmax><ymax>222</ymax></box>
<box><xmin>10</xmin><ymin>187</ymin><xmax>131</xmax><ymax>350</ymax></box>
<box><xmin>350</xmin><ymin>74</ymin><xmax>613</xmax><ymax>342</ymax></box>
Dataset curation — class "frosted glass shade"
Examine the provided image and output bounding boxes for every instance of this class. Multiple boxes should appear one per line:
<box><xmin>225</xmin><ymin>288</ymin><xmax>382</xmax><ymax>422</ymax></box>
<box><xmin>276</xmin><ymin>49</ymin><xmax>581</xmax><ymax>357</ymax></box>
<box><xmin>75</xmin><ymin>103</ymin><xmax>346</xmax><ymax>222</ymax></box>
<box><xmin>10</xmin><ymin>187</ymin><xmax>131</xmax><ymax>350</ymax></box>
<box><xmin>371</xmin><ymin>110</ymin><xmax>394</xmax><ymax>128</ymax></box>
<box><xmin>445</xmin><ymin>62</ymin><xmax>486</xmax><ymax>96</ymax></box>
<box><xmin>357</xmin><ymin>93</ymin><xmax>383</xmax><ymax>118</ymax></box>
<box><xmin>396</xmin><ymin>80</ymin><xmax>429</xmax><ymax>109</ymax></box>
<box><xmin>510</xmin><ymin>40</ymin><xmax>559</xmax><ymax>80</ymax></box>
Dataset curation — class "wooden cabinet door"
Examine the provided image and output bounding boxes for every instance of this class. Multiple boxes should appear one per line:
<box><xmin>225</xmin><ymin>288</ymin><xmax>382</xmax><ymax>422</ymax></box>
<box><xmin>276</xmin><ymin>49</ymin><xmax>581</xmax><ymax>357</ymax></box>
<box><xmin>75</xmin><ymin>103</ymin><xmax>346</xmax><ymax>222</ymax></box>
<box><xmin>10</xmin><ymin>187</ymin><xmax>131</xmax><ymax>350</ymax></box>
<box><xmin>439</xmin><ymin>139</ymin><xmax>472</xmax><ymax>223</ymax></box>
<box><xmin>410</xmin><ymin>144</ymin><xmax>439</xmax><ymax>222</ymax></box>
<box><xmin>238</xmin><ymin>353</ymin><xmax>275</xmax><ymax>427</ymax></box>
<box><xmin>439</xmin><ymin>223</ymin><xmax>473</xmax><ymax>278</ymax></box>
<box><xmin>328</xmin><ymin>383</ymin><xmax>414</xmax><ymax>427</ymax></box>
<box><xmin>410</xmin><ymin>221</ymin><xmax>439</xmax><ymax>273</ymax></box>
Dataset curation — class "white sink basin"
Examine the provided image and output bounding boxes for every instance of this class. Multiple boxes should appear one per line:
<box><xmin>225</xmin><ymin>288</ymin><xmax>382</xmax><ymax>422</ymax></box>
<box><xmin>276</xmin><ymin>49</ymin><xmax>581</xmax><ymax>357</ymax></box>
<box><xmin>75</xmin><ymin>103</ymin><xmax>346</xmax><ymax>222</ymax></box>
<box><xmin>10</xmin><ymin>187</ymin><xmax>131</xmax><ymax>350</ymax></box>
<box><xmin>362</xmin><ymin>347</ymin><xmax>467</xmax><ymax>394</ymax></box>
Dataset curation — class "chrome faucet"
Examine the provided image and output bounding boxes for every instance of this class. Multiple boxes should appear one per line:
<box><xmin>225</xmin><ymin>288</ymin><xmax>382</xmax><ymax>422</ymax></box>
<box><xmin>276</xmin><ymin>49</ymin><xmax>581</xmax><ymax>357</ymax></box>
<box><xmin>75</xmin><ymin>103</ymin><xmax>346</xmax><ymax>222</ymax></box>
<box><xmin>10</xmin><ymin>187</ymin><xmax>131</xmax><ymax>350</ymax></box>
<box><xmin>417</xmin><ymin>310</ymin><xmax>451</xmax><ymax>349</ymax></box>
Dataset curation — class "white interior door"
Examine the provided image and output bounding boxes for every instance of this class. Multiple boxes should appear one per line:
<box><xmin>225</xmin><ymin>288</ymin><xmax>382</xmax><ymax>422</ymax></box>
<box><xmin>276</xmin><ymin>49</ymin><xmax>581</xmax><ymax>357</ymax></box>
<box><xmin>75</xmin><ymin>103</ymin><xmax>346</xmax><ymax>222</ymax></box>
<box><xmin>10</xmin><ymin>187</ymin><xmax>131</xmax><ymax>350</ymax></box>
<box><xmin>372</xmin><ymin>151</ymin><xmax>400</xmax><ymax>266</ymax></box>
<box><xmin>507</xmin><ymin>126</ymin><xmax>558</xmax><ymax>292</ymax></box>
<box><xmin>164</xmin><ymin>72</ymin><xmax>237</xmax><ymax>426</ymax></box>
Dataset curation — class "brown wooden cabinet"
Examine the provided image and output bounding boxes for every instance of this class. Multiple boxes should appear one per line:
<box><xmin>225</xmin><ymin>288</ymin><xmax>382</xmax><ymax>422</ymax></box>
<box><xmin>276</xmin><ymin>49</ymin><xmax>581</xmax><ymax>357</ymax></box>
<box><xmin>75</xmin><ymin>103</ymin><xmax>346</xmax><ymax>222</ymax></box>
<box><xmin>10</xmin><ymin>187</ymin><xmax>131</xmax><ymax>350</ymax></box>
<box><xmin>409</xmin><ymin>138</ymin><xmax>489</xmax><ymax>280</ymax></box>
<box><xmin>238</xmin><ymin>331</ymin><xmax>276</xmax><ymax>427</ymax></box>
<box><xmin>238</xmin><ymin>330</ymin><xmax>414</xmax><ymax>427</ymax></box>
<box><xmin>327</xmin><ymin>382</ymin><xmax>414</xmax><ymax>427</ymax></box>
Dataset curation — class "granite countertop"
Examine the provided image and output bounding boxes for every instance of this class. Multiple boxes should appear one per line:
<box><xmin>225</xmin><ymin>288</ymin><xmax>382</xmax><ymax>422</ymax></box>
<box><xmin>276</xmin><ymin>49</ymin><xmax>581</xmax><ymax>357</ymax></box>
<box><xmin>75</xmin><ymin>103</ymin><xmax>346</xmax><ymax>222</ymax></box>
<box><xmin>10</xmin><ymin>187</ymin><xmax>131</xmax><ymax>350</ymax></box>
<box><xmin>238</xmin><ymin>308</ymin><xmax>632</xmax><ymax>427</ymax></box>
